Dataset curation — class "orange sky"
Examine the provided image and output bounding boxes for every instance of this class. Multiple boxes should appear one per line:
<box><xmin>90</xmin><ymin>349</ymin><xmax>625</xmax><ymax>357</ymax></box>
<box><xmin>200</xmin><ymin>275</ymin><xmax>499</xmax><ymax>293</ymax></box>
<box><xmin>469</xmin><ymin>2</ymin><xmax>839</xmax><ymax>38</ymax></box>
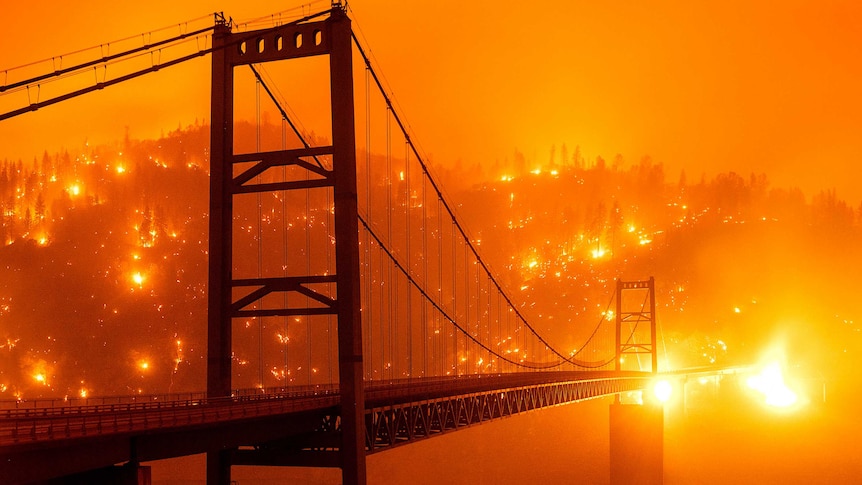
<box><xmin>2</xmin><ymin>0</ymin><xmax>861</xmax><ymax>202</ymax></box>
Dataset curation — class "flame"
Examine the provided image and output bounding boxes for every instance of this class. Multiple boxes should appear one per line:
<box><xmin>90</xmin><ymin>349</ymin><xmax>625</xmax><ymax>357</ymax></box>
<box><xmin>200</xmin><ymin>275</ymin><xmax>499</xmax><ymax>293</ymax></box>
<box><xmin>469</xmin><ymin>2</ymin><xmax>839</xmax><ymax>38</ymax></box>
<box><xmin>746</xmin><ymin>362</ymin><xmax>798</xmax><ymax>408</ymax></box>
<box><xmin>25</xmin><ymin>358</ymin><xmax>52</xmax><ymax>387</ymax></box>
<box><xmin>173</xmin><ymin>339</ymin><xmax>185</xmax><ymax>372</ymax></box>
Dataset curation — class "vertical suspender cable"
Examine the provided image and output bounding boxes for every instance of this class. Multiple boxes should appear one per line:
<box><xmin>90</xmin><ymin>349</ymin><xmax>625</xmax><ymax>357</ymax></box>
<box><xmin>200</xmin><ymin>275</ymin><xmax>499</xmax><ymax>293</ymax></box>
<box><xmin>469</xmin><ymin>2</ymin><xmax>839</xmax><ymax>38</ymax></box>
<box><xmin>256</xmin><ymin>74</ymin><xmax>264</xmax><ymax>389</ymax></box>
<box><xmin>463</xmin><ymin>238</ymin><xmax>469</xmax><ymax>375</ymax></box>
<box><xmin>386</xmin><ymin>106</ymin><xmax>393</xmax><ymax>380</ymax></box>
<box><xmin>281</xmin><ymin>118</ymin><xmax>289</xmax><ymax>386</ymax></box>
<box><xmin>326</xmin><ymin>160</ymin><xmax>334</xmax><ymax>386</ymax></box>
<box><xmin>364</xmin><ymin>66</ymin><xmax>373</xmax><ymax>382</ymax></box>
<box><xmin>451</xmin><ymin>221</ymin><xmax>457</xmax><ymax>375</ymax></box>
<box><xmin>305</xmin><ymin>136</ymin><xmax>312</xmax><ymax>386</ymax></box>
<box><xmin>405</xmin><ymin>141</ymin><xmax>412</xmax><ymax>377</ymax></box>
<box><xmin>437</xmin><ymin>196</ymin><xmax>443</xmax><ymax>377</ymax></box>
<box><xmin>422</xmin><ymin>172</ymin><xmax>428</xmax><ymax>377</ymax></box>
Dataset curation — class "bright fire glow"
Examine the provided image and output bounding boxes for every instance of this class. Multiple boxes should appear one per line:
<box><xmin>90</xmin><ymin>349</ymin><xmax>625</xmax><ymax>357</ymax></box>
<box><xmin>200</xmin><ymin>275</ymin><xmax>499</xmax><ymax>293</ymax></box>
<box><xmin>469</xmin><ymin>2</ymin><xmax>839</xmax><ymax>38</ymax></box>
<box><xmin>746</xmin><ymin>362</ymin><xmax>798</xmax><ymax>407</ymax></box>
<box><xmin>653</xmin><ymin>379</ymin><xmax>673</xmax><ymax>403</ymax></box>
<box><xmin>174</xmin><ymin>339</ymin><xmax>185</xmax><ymax>372</ymax></box>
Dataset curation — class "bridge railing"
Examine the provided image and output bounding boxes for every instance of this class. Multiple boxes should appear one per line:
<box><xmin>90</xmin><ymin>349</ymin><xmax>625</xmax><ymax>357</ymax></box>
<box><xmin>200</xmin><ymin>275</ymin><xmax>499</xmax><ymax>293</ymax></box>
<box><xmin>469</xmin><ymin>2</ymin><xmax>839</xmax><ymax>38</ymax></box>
<box><xmin>0</xmin><ymin>372</ymin><xmax>658</xmax><ymax>446</ymax></box>
<box><xmin>0</xmin><ymin>392</ymin><xmax>207</xmax><ymax>411</ymax></box>
<box><xmin>0</xmin><ymin>388</ymin><xmax>341</xmax><ymax>446</ymax></box>
<box><xmin>0</xmin><ymin>384</ymin><xmax>338</xmax><ymax>414</ymax></box>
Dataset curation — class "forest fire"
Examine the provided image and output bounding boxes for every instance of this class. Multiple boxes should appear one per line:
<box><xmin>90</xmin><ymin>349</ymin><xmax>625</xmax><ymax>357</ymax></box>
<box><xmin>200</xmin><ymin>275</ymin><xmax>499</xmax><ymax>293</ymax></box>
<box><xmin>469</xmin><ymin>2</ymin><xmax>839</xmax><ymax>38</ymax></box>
<box><xmin>0</xmin><ymin>3</ymin><xmax>859</xmax><ymax>483</ymax></box>
<box><xmin>0</xmin><ymin>121</ymin><xmax>854</xmax><ymax>400</ymax></box>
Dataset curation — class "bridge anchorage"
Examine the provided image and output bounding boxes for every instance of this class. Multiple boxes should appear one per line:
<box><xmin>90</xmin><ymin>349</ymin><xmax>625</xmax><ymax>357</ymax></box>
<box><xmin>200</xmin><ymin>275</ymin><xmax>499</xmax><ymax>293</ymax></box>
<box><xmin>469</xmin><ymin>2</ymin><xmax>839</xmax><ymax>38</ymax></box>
<box><xmin>0</xmin><ymin>4</ymin><xmax>703</xmax><ymax>485</ymax></box>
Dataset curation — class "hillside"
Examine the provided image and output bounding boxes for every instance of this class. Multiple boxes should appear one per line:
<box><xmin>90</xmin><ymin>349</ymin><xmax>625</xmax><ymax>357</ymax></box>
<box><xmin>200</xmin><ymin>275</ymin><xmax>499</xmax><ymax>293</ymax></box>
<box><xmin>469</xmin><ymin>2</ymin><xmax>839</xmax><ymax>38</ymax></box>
<box><xmin>0</xmin><ymin>123</ymin><xmax>858</xmax><ymax>398</ymax></box>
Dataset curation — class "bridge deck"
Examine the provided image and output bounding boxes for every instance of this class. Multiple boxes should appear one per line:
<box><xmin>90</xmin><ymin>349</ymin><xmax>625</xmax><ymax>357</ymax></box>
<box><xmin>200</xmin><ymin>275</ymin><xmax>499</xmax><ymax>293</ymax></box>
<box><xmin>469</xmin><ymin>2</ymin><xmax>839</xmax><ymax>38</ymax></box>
<box><xmin>0</xmin><ymin>372</ymin><xmax>653</xmax><ymax>483</ymax></box>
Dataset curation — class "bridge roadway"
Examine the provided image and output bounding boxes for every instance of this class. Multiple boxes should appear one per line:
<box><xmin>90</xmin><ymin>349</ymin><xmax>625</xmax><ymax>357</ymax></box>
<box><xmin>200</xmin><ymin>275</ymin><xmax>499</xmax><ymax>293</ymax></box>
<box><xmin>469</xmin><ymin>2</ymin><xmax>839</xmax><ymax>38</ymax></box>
<box><xmin>0</xmin><ymin>371</ymin><xmax>653</xmax><ymax>483</ymax></box>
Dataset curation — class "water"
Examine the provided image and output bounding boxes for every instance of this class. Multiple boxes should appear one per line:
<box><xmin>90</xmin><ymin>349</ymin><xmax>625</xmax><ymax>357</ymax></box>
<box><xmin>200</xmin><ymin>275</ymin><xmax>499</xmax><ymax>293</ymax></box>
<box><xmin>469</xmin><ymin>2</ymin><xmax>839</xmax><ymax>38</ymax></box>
<box><xmin>147</xmin><ymin>384</ymin><xmax>862</xmax><ymax>484</ymax></box>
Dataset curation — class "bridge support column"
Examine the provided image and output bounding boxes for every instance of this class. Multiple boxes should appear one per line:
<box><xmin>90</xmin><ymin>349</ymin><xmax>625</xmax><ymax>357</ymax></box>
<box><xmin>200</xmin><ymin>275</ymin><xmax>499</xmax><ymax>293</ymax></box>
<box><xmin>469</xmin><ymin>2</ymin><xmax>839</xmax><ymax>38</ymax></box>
<box><xmin>609</xmin><ymin>403</ymin><xmax>663</xmax><ymax>485</ymax></box>
<box><xmin>330</xmin><ymin>5</ymin><xmax>366</xmax><ymax>484</ymax></box>
<box><xmin>206</xmin><ymin>450</ymin><xmax>233</xmax><ymax>485</ymax></box>
<box><xmin>49</xmin><ymin>463</ymin><xmax>152</xmax><ymax>484</ymax></box>
<box><xmin>615</xmin><ymin>277</ymin><xmax>658</xmax><ymax>373</ymax></box>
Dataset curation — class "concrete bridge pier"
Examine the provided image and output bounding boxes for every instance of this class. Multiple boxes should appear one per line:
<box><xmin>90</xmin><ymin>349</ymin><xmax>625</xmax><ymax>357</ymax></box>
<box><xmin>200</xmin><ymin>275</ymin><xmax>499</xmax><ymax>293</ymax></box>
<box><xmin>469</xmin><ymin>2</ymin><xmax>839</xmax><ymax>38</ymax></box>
<box><xmin>41</xmin><ymin>462</ymin><xmax>152</xmax><ymax>484</ymax></box>
<box><xmin>609</xmin><ymin>402</ymin><xmax>664</xmax><ymax>485</ymax></box>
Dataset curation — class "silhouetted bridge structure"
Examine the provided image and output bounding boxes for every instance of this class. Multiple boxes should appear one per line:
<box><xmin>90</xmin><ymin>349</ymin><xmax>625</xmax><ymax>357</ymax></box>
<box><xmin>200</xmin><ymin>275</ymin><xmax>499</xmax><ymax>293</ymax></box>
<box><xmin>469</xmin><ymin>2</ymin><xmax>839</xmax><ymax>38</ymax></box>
<box><xmin>0</xmin><ymin>4</ymin><xmax>739</xmax><ymax>484</ymax></box>
<box><xmin>0</xmin><ymin>372</ymin><xmax>653</xmax><ymax>483</ymax></box>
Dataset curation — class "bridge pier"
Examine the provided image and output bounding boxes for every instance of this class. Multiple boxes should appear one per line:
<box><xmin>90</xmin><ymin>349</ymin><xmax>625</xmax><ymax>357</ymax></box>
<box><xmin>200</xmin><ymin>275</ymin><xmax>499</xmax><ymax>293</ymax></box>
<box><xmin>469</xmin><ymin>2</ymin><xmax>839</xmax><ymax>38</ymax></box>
<box><xmin>206</xmin><ymin>450</ymin><xmax>232</xmax><ymax>485</ymax></box>
<box><xmin>609</xmin><ymin>402</ymin><xmax>664</xmax><ymax>485</ymax></box>
<box><xmin>42</xmin><ymin>463</ymin><xmax>152</xmax><ymax>485</ymax></box>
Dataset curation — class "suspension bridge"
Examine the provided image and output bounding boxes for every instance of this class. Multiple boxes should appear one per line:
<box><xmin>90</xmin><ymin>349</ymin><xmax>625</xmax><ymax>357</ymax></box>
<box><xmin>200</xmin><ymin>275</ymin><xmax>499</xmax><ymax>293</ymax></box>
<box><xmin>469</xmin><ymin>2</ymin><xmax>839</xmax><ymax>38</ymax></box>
<box><xmin>0</xmin><ymin>4</ymin><xmax>740</xmax><ymax>484</ymax></box>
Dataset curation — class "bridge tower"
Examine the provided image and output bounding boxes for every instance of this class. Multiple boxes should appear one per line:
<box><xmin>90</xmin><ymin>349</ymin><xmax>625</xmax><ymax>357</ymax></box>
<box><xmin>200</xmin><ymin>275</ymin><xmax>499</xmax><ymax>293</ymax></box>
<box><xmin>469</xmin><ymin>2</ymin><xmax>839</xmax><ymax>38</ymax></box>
<box><xmin>611</xmin><ymin>277</ymin><xmax>662</xmax><ymax>484</ymax></box>
<box><xmin>615</xmin><ymin>277</ymin><xmax>658</xmax><ymax>373</ymax></box>
<box><xmin>207</xmin><ymin>5</ymin><xmax>364</xmax><ymax>485</ymax></box>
